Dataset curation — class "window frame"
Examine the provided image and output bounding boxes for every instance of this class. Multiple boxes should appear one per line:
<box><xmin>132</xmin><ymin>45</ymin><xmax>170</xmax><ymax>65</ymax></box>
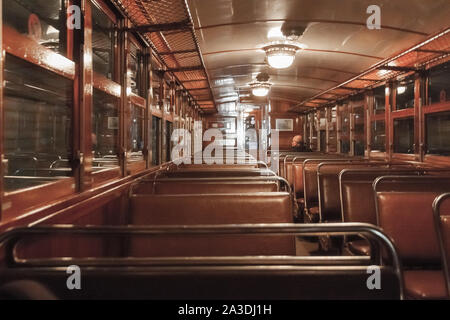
<box><xmin>90</xmin><ymin>0</ymin><xmax>122</xmax><ymax>186</ymax></box>
<box><xmin>1</xmin><ymin>0</ymin><xmax>78</xmax><ymax>220</ymax></box>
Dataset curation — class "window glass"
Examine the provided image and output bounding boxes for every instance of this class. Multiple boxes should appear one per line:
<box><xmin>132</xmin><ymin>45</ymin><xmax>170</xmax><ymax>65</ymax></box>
<box><xmin>339</xmin><ymin>106</ymin><xmax>350</xmax><ymax>154</ymax></box>
<box><xmin>164</xmin><ymin>82</ymin><xmax>171</xmax><ymax>113</ymax></box>
<box><xmin>92</xmin><ymin>89</ymin><xmax>119</xmax><ymax>168</ymax></box>
<box><xmin>3</xmin><ymin>54</ymin><xmax>73</xmax><ymax>192</ymax></box>
<box><xmin>327</xmin><ymin>108</ymin><xmax>337</xmax><ymax>153</ymax></box>
<box><xmin>371</xmin><ymin>120</ymin><xmax>385</xmax><ymax>152</ymax></box>
<box><xmin>165</xmin><ymin>121</ymin><xmax>173</xmax><ymax>162</ymax></box>
<box><xmin>394</xmin><ymin>117</ymin><xmax>414</xmax><ymax>154</ymax></box>
<box><xmin>373</xmin><ymin>86</ymin><xmax>385</xmax><ymax>115</ymax></box>
<box><xmin>152</xmin><ymin>116</ymin><xmax>161</xmax><ymax>165</ymax></box>
<box><xmin>152</xmin><ymin>68</ymin><xmax>162</xmax><ymax>109</ymax></box>
<box><xmin>352</xmin><ymin>106</ymin><xmax>365</xmax><ymax>156</ymax></box>
<box><xmin>426</xmin><ymin>111</ymin><xmax>450</xmax><ymax>156</ymax></box>
<box><xmin>129</xmin><ymin>41</ymin><xmax>143</xmax><ymax>96</ymax></box>
<box><xmin>92</xmin><ymin>1</ymin><xmax>115</xmax><ymax>79</ymax></box>
<box><xmin>396</xmin><ymin>77</ymin><xmax>415</xmax><ymax>110</ymax></box>
<box><xmin>310</xmin><ymin>113</ymin><xmax>318</xmax><ymax>151</ymax></box>
<box><xmin>129</xmin><ymin>105</ymin><xmax>145</xmax><ymax>162</ymax></box>
<box><xmin>428</xmin><ymin>61</ymin><xmax>450</xmax><ymax>105</ymax></box>
<box><xmin>4</xmin><ymin>0</ymin><xmax>67</xmax><ymax>56</ymax></box>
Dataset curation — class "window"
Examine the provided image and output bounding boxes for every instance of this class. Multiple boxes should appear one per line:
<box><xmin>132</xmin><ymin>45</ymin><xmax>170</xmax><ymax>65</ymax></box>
<box><xmin>339</xmin><ymin>105</ymin><xmax>350</xmax><ymax>154</ymax></box>
<box><xmin>129</xmin><ymin>41</ymin><xmax>143</xmax><ymax>96</ymax></box>
<box><xmin>152</xmin><ymin>66</ymin><xmax>162</xmax><ymax>110</ymax></box>
<box><xmin>129</xmin><ymin>105</ymin><xmax>145</xmax><ymax>162</ymax></box>
<box><xmin>352</xmin><ymin>106</ymin><xmax>365</xmax><ymax>156</ymax></box>
<box><xmin>4</xmin><ymin>0</ymin><xmax>67</xmax><ymax>56</ymax></box>
<box><xmin>92</xmin><ymin>89</ymin><xmax>119</xmax><ymax>168</ymax></box>
<box><xmin>396</xmin><ymin>77</ymin><xmax>415</xmax><ymax>110</ymax></box>
<box><xmin>426</xmin><ymin>111</ymin><xmax>450</xmax><ymax>156</ymax></box>
<box><xmin>373</xmin><ymin>86</ymin><xmax>385</xmax><ymax>115</ymax></box>
<box><xmin>152</xmin><ymin>116</ymin><xmax>161</xmax><ymax>165</ymax></box>
<box><xmin>371</xmin><ymin>120</ymin><xmax>386</xmax><ymax>152</ymax></box>
<box><xmin>92</xmin><ymin>0</ymin><xmax>116</xmax><ymax>79</ymax></box>
<box><xmin>327</xmin><ymin>107</ymin><xmax>337</xmax><ymax>153</ymax></box>
<box><xmin>428</xmin><ymin>61</ymin><xmax>450</xmax><ymax>105</ymax></box>
<box><xmin>165</xmin><ymin>121</ymin><xmax>173</xmax><ymax>162</ymax></box>
<box><xmin>3</xmin><ymin>54</ymin><xmax>73</xmax><ymax>192</ymax></box>
<box><xmin>394</xmin><ymin>118</ymin><xmax>414</xmax><ymax>154</ymax></box>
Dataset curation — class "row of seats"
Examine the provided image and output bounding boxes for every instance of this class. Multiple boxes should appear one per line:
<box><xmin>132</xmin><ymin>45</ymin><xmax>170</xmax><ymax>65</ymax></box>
<box><xmin>0</xmin><ymin>157</ymin><xmax>403</xmax><ymax>299</ymax></box>
<box><xmin>279</xmin><ymin>153</ymin><xmax>450</xmax><ymax>299</ymax></box>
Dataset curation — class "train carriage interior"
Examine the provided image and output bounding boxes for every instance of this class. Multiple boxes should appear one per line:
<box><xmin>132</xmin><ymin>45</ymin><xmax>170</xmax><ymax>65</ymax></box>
<box><xmin>0</xmin><ymin>0</ymin><xmax>450</xmax><ymax>302</ymax></box>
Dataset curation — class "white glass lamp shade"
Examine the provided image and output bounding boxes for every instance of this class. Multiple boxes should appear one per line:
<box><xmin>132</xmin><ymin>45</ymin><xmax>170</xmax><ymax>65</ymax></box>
<box><xmin>264</xmin><ymin>43</ymin><xmax>299</xmax><ymax>69</ymax></box>
<box><xmin>267</xmin><ymin>52</ymin><xmax>295</xmax><ymax>69</ymax></box>
<box><xmin>250</xmin><ymin>82</ymin><xmax>271</xmax><ymax>97</ymax></box>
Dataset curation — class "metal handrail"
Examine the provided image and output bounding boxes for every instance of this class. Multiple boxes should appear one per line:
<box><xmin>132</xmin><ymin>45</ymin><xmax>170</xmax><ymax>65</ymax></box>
<box><xmin>143</xmin><ymin>175</ymin><xmax>291</xmax><ymax>194</ymax></box>
<box><xmin>0</xmin><ymin>223</ymin><xmax>403</xmax><ymax>298</ymax></box>
<box><xmin>433</xmin><ymin>193</ymin><xmax>450</xmax><ymax>298</ymax></box>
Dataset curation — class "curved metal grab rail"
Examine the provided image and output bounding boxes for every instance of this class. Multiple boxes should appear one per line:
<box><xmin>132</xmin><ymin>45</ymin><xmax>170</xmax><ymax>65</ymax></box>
<box><xmin>0</xmin><ymin>222</ymin><xmax>403</xmax><ymax>298</ymax></box>
<box><xmin>433</xmin><ymin>192</ymin><xmax>450</xmax><ymax>298</ymax></box>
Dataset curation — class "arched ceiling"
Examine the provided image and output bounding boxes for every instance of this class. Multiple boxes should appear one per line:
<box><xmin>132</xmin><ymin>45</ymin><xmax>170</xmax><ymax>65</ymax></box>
<box><xmin>187</xmin><ymin>0</ymin><xmax>450</xmax><ymax>112</ymax></box>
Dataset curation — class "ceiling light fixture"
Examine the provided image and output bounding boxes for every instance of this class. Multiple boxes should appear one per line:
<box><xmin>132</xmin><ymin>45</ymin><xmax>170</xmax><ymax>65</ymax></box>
<box><xmin>263</xmin><ymin>41</ymin><xmax>305</xmax><ymax>69</ymax></box>
<box><xmin>250</xmin><ymin>72</ymin><xmax>272</xmax><ymax>97</ymax></box>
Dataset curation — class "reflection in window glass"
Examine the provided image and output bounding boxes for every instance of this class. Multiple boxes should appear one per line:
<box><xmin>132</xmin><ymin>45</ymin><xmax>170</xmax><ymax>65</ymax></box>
<box><xmin>339</xmin><ymin>106</ymin><xmax>350</xmax><ymax>154</ymax></box>
<box><xmin>3</xmin><ymin>54</ymin><xmax>73</xmax><ymax>192</ymax></box>
<box><xmin>129</xmin><ymin>41</ymin><xmax>143</xmax><ymax>96</ymax></box>
<box><xmin>394</xmin><ymin>118</ymin><xmax>414</xmax><ymax>154</ymax></box>
<box><xmin>319</xmin><ymin>131</ymin><xmax>326</xmax><ymax>152</ymax></box>
<box><xmin>152</xmin><ymin>116</ymin><xmax>161</xmax><ymax>165</ymax></box>
<box><xmin>152</xmin><ymin>68</ymin><xmax>162</xmax><ymax>109</ymax></box>
<box><xmin>371</xmin><ymin>120</ymin><xmax>385</xmax><ymax>152</ymax></box>
<box><xmin>129</xmin><ymin>105</ymin><xmax>145</xmax><ymax>162</ymax></box>
<box><xmin>426</xmin><ymin>111</ymin><xmax>450</xmax><ymax>156</ymax></box>
<box><xmin>327</xmin><ymin>108</ymin><xmax>337</xmax><ymax>153</ymax></box>
<box><xmin>428</xmin><ymin>62</ymin><xmax>450</xmax><ymax>105</ymax></box>
<box><xmin>4</xmin><ymin>0</ymin><xmax>67</xmax><ymax>55</ymax></box>
<box><xmin>92</xmin><ymin>0</ymin><xmax>115</xmax><ymax>79</ymax></box>
<box><xmin>396</xmin><ymin>78</ymin><xmax>415</xmax><ymax>110</ymax></box>
<box><xmin>353</xmin><ymin>107</ymin><xmax>365</xmax><ymax>156</ymax></box>
<box><xmin>373</xmin><ymin>86</ymin><xmax>385</xmax><ymax>115</ymax></box>
<box><xmin>92</xmin><ymin>89</ymin><xmax>119</xmax><ymax>168</ymax></box>
<box><xmin>165</xmin><ymin>121</ymin><xmax>173</xmax><ymax>162</ymax></box>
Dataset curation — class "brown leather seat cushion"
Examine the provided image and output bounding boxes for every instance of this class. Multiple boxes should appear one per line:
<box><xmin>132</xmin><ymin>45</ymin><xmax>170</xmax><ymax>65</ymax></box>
<box><xmin>403</xmin><ymin>270</ymin><xmax>448</xmax><ymax>299</ymax></box>
<box><xmin>131</xmin><ymin>193</ymin><xmax>292</xmax><ymax>225</ymax></box>
<box><xmin>377</xmin><ymin>192</ymin><xmax>443</xmax><ymax>265</ymax></box>
<box><xmin>293</xmin><ymin>163</ymin><xmax>304</xmax><ymax>199</ymax></box>
<box><xmin>129</xmin><ymin>193</ymin><xmax>295</xmax><ymax>257</ymax></box>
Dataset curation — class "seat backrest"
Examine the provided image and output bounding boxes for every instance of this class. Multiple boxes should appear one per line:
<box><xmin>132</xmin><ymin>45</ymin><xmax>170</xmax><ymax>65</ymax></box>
<box><xmin>317</xmin><ymin>163</ymin><xmax>414</xmax><ymax>222</ymax></box>
<box><xmin>131</xmin><ymin>192</ymin><xmax>292</xmax><ymax>225</ymax></box>
<box><xmin>293</xmin><ymin>163</ymin><xmax>304</xmax><ymax>198</ymax></box>
<box><xmin>375</xmin><ymin>176</ymin><xmax>450</xmax><ymax>266</ymax></box>
<box><xmin>164</xmin><ymin>168</ymin><xmax>273</xmax><ymax>178</ymax></box>
<box><xmin>129</xmin><ymin>192</ymin><xmax>295</xmax><ymax>256</ymax></box>
<box><xmin>303</xmin><ymin>159</ymin><xmax>365</xmax><ymax>210</ymax></box>
<box><xmin>132</xmin><ymin>181</ymin><xmax>279</xmax><ymax>194</ymax></box>
<box><xmin>433</xmin><ymin>193</ymin><xmax>450</xmax><ymax>296</ymax></box>
<box><xmin>340</xmin><ymin>169</ymin><xmax>422</xmax><ymax>224</ymax></box>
